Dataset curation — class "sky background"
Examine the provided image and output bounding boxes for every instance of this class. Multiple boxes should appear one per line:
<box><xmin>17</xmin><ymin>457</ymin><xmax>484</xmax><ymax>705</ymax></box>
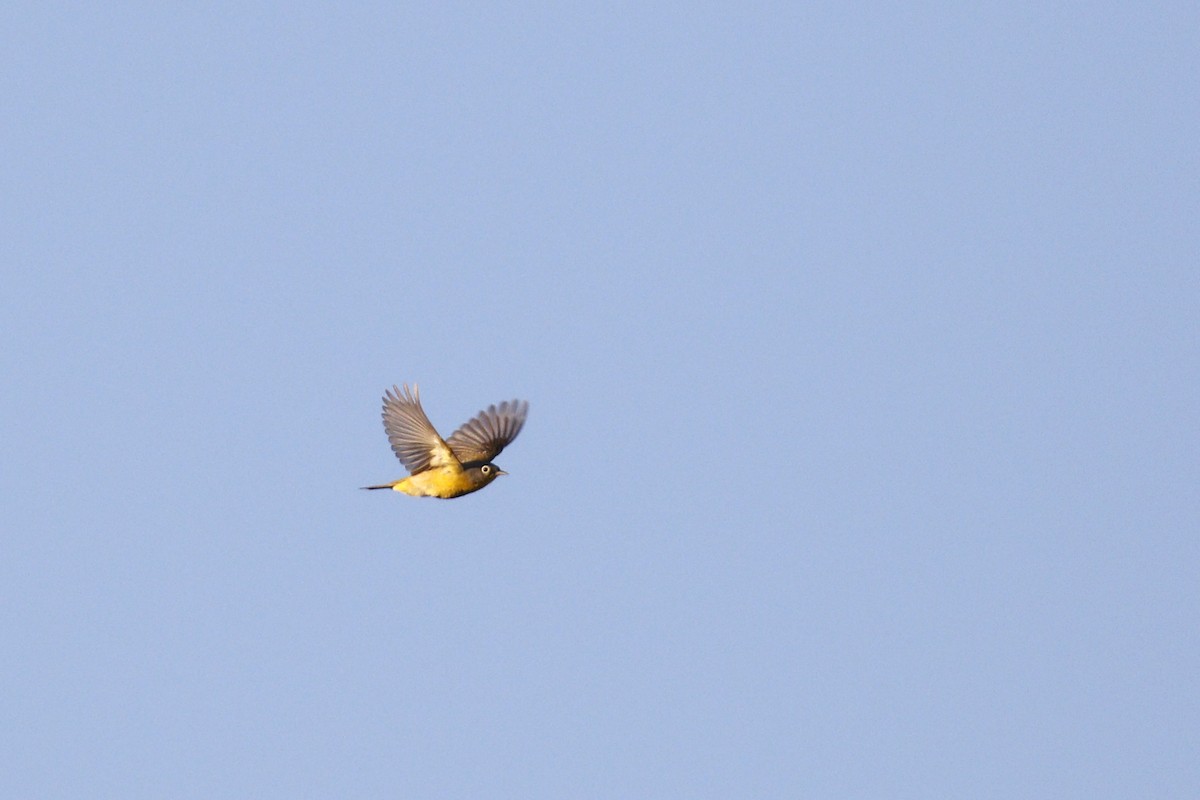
<box><xmin>2</xmin><ymin>2</ymin><xmax>1197</xmax><ymax>797</ymax></box>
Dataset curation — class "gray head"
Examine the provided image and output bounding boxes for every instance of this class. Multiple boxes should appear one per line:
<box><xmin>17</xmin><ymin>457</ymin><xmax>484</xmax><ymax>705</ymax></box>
<box><xmin>463</xmin><ymin>462</ymin><xmax>508</xmax><ymax>490</ymax></box>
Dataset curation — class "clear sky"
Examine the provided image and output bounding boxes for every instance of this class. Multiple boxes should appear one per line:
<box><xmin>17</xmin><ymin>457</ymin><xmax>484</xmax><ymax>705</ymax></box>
<box><xmin>3</xmin><ymin>2</ymin><xmax>1197</xmax><ymax>797</ymax></box>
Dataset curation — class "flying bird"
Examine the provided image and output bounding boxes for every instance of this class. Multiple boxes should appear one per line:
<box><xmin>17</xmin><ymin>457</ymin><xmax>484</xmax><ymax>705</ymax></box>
<box><xmin>363</xmin><ymin>383</ymin><xmax>528</xmax><ymax>498</ymax></box>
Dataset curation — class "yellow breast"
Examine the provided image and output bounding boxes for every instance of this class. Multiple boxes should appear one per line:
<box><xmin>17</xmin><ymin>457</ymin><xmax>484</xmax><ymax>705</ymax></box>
<box><xmin>392</xmin><ymin>467</ymin><xmax>480</xmax><ymax>499</ymax></box>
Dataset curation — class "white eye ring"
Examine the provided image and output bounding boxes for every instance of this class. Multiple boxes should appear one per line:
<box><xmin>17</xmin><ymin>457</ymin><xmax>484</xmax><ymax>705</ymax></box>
<box><xmin>481</xmin><ymin>465</ymin><xmax>492</xmax><ymax>474</ymax></box>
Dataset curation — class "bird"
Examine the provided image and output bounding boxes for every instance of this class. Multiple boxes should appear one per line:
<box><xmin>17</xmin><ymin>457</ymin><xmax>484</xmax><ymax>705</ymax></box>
<box><xmin>362</xmin><ymin>383</ymin><xmax>529</xmax><ymax>498</ymax></box>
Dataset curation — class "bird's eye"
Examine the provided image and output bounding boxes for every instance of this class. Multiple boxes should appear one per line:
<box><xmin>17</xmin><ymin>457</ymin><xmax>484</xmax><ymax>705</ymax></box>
<box><xmin>481</xmin><ymin>465</ymin><xmax>492</xmax><ymax>474</ymax></box>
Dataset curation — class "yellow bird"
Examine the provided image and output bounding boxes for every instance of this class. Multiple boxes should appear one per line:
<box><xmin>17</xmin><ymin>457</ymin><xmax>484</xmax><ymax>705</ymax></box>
<box><xmin>362</xmin><ymin>383</ymin><xmax>529</xmax><ymax>498</ymax></box>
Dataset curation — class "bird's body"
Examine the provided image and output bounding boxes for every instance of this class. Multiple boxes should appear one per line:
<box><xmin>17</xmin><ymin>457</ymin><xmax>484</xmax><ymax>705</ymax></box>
<box><xmin>366</xmin><ymin>464</ymin><xmax>499</xmax><ymax>498</ymax></box>
<box><xmin>363</xmin><ymin>383</ymin><xmax>528</xmax><ymax>499</ymax></box>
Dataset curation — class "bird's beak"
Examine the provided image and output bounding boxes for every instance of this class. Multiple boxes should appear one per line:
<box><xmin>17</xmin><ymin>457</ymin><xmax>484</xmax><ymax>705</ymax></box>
<box><xmin>496</xmin><ymin>468</ymin><xmax>509</xmax><ymax>476</ymax></box>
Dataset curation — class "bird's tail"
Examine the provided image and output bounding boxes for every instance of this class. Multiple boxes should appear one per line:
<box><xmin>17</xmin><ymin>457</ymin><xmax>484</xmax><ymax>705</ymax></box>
<box><xmin>360</xmin><ymin>483</ymin><xmax>395</xmax><ymax>490</ymax></box>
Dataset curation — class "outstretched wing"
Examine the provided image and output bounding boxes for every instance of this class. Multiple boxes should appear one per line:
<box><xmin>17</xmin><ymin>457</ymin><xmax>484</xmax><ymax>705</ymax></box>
<box><xmin>446</xmin><ymin>399</ymin><xmax>529</xmax><ymax>465</ymax></box>
<box><xmin>381</xmin><ymin>384</ymin><xmax>462</xmax><ymax>474</ymax></box>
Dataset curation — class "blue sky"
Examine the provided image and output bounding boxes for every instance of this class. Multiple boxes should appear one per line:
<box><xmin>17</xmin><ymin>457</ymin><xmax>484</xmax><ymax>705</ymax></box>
<box><xmin>3</xmin><ymin>2</ymin><xmax>1197</xmax><ymax>797</ymax></box>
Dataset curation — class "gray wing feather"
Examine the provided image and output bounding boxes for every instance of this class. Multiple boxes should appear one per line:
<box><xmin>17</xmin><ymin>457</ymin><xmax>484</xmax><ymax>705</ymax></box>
<box><xmin>446</xmin><ymin>399</ymin><xmax>529</xmax><ymax>464</ymax></box>
<box><xmin>382</xmin><ymin>384</ymin><xmax>457</xmax><ymax>474</ymax></box>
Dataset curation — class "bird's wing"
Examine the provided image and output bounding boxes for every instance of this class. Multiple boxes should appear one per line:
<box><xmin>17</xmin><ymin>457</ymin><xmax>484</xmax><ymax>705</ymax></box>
<box><xmin>382</xmin><ymin>384</ymin><xmax>462</xmax><ymax>474</ymax></box>
<box><xmin>446</xmin><ymin>399</ymin><xmax>529</xmax><ymax>465</ymax></box>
